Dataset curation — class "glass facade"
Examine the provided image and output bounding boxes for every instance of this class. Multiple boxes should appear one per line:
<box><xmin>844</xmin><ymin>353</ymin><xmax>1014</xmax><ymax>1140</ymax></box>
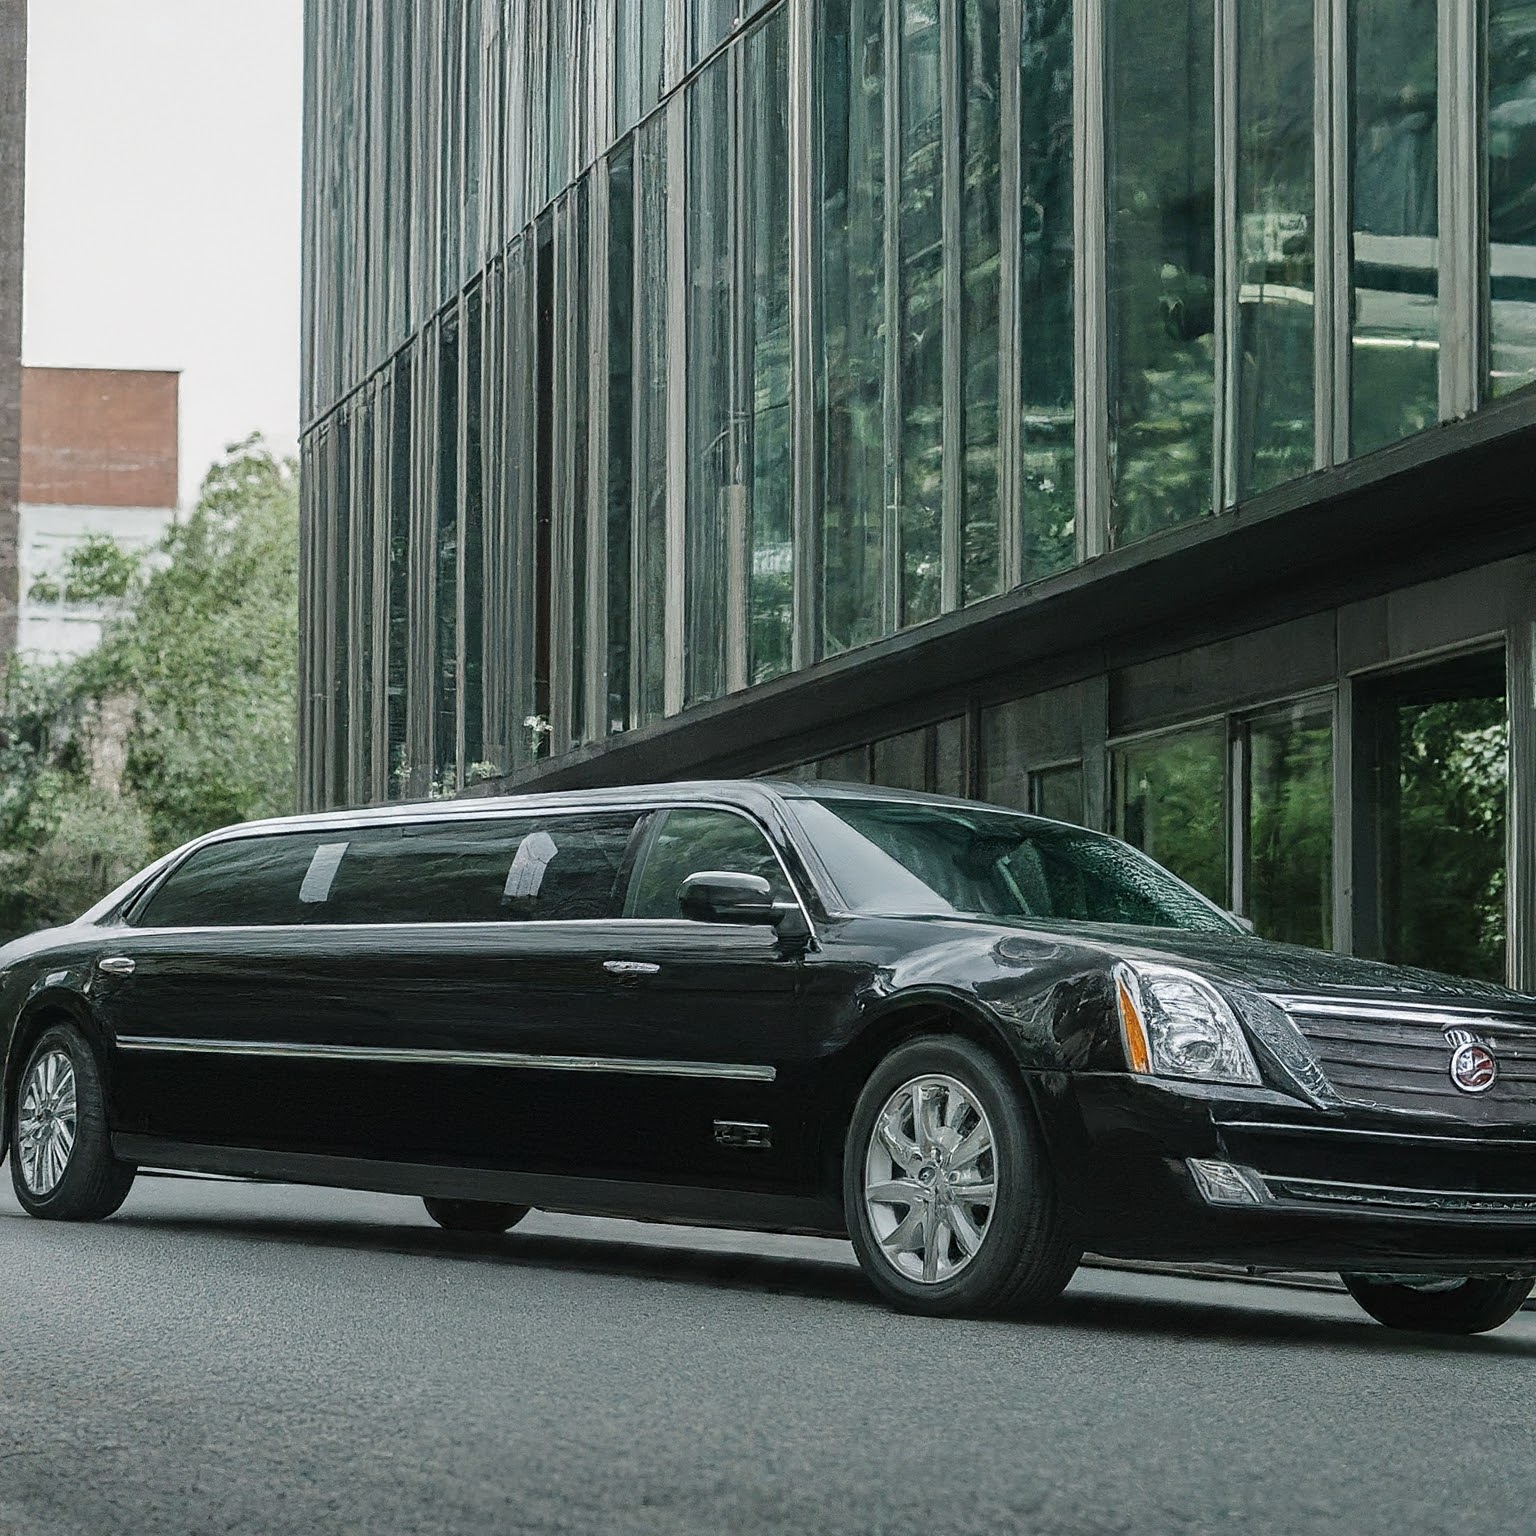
<box><xmin>302</xmin><ymin>0</ymin><xmax>1536</xmax><ymax>816</ymax></box>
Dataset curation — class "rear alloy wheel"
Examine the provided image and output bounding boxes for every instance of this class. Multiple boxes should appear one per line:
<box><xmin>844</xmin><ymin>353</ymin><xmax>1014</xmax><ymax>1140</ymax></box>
<box><xmin>9</xmin><ymin>1024</ymin><xmax>135</xmax><ymax>1221</ymax></box>
<box><xmin>422</xmin><ymin>1197</ymin><xmax>529</xmax><ymax>1234</ymax></box>
<box><xmin>844</xmin><ymin>1035</ymin><xmax>1078</xmax><ymax>1316</ymax></box>
<box><xmin>1342</xmin><ymin>1272</ymin><xmax>1534</xmax><ymax>1334</ymax></box>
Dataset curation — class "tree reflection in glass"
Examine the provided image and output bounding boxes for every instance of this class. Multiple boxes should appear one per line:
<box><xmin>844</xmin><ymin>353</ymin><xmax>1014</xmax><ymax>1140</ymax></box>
<box><xmin>1349</xmin><ymin>0</ymin><xmax>1438</xmax><ymax>456</ymax></box>
<box><xmin>1112</xmin><ymin>725</ymin><xmax>1228</xmax><ymax>906</ymax></box>
<box><xmin>1107</xmin><ymin>0</ymin><xmax>1216</xmax><ymax>545</ymax></box>
<box><xmin>1236</xmin><ymin>0</ymin><xmax>1314</xmax><ymax>498</ymax></box>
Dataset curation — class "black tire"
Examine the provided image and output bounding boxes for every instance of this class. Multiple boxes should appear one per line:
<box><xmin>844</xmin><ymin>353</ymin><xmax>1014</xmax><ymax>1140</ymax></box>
<box><xmin>843</xmin><ymin>1034</ymin><xmax>1079</xmax><ymax>1317</ymax></box>
<box><xmin>9</xmin><ymin>1023</ymin><xmax>135</xmax><ymax>1222</ymax></box>
<box><xmin>422</xmin><ymin>1196</ymin><xmax>530</xmax><ymax>1234</ymax></box>
<box><xmin>1342</xmin><ymin>1272</ymin><xmax>1534</xmax><ymax>1334</ymax></box>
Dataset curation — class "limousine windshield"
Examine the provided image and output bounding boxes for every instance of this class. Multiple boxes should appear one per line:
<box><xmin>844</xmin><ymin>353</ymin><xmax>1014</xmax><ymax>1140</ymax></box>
<box><xmin>790</xmin><ymin>796</ymin><xmax>1238</xmax><ymax>932</ymax></box>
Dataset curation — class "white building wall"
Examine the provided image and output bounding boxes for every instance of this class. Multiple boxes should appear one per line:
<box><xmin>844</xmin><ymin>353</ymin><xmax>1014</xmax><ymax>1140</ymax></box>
<box><xmin>17</xmin><ymin>501</ymin><xmax>175</xmax><ymax>664</ymax></box>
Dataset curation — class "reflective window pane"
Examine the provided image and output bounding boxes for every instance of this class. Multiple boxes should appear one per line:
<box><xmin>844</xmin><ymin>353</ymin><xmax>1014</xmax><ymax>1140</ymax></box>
<box><xmin>1113</xmin><ymin>725</ymin><xmax>1228</xmax><ymax>905</ymax></box>
<box><xmin>1363</xmin><ymin>655</ymin><xmax>1508</xmax><ymax>984</ymax></box>
<box><xmin>1243</xmin><ymin>704</ymin><xmax>1332</xmax><ymax>948</ymax></box>
<box><xmin>1349</xmin><ymin>0</ymin><xmax>1438</xmax><ymax>456</ymax></box>
<box><xmin>463</xmin><ymin>290</ymin><xmax>485</xmax><ymax>770</ymax></box>
<box><xmin>1107</xmin><ymin>0</ymin><xmax>1216</xmax><ymax>545</ymax></box>
<box><xmin>746</xmin><ymin>15</ymin><xmax>794</xmax><ymax>685</ymax></box>
<box><xmin>1235</xmin><ymin>0</ymin><xmax>1314</xmax><ymax>498</ymax></box>
<box><xmin>615</xmin><ymin>0</ymin><xmax>668</xmax><ymax>132</ymax></box>
<box><xmin>606</xmin><ymin>145</ymin><xmax>635</xmax><ymax>734</ymax></box>
<box><xmin>633</xmin><ymin>114</ymin><xmax>670</xmax><ymax>726</ymax></box>
<box><xmin>1018</xmin><ymin>0</ymin><xmax>1075</xmax><ymax>577</ymax></box>
<box><xmin>690</xmin><ymin>0</ymin><xmax>737</xmax><ymax>69</ymax></box>
<box><xmin>817</xmin><ymin>0</ymin><xmax>887</xmax><ymax>657</ymax></box>
<box><xmin>960</xmin><ymin>0</ymin><xmax>1003</xmax><ymax>604</ymax></box>
<box><xmin>434</xmin><ymin>312</ymin><xmax>459</xmax><ymax>785</ymax></box>
<box><xmin>898</xmin><ymin>2</ymin><xmax>945</xmax><ymax>625</ymax></box>
<box><xmin>1488</xmin><ymin>0</ymin><xmax>1536</xmax><ymax>397</ymax></box>
<box><xmin>685</xmin><ymin>54</ymin><xmax>736</xmax><ymax>707</ymax></box>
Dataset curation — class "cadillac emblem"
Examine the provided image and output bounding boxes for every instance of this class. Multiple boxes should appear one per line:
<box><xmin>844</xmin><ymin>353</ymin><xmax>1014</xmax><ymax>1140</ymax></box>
<box><xmin>1446</xmin><ymin>1027</ymin><xmax>1498</xmax><ymax>1094</ymax></box>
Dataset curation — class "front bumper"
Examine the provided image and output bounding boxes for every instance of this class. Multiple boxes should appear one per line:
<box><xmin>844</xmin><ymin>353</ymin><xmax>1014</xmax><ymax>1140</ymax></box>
<box><xmin>1045</xmin><ymin>1073</ymin><xmax>1536</xmax><ymax>1275</ymax></box>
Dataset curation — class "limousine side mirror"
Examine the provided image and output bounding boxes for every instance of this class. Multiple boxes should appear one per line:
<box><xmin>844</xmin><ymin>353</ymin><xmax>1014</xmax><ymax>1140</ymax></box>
<box><xmin>678</xmin><ymin>871</ymin><xmax>778</xmax><ymax>925</ymax></box>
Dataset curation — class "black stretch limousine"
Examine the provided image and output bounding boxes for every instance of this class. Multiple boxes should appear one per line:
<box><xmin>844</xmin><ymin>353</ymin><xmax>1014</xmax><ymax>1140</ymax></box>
<box><xmin>6</xmin><ymin>780</ymin><xmax>1536</xmax><ymax>1332</ymax></box>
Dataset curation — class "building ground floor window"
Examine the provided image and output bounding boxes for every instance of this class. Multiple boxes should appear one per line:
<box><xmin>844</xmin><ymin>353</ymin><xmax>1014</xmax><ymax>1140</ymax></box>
<box><xmin>768</xmin><ymin>558</ymin><xmax>1531</xmax><ymax>991</ymax></box>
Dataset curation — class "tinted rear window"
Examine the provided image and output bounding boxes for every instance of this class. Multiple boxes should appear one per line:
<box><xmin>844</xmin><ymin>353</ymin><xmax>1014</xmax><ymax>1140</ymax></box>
<box><xmin>137</xmin><ymin>814</ymin><xmax>645</xmax><ymax>927</ymax></box>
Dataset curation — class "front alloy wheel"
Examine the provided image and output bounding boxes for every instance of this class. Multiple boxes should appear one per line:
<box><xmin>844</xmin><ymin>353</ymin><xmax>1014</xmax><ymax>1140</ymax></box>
<box><xmin>844</xmin><ymin>1035</ymin><xmax>1079</xmax><ymax>1316</ymax></box>
<box><xmin>863</xmin><ymin>1074</ymin><xmax>997</xmax><ymax>1285</ymax></box>
<box><xmin>17</xmin><ymin>1046</ymin><xmax>77</xmax><ymax>1198</ymax></box>
<box><xmin>9</xmin><ymin>1023</ymin><xmax>135</xmax><ymax>1221</ymax></box>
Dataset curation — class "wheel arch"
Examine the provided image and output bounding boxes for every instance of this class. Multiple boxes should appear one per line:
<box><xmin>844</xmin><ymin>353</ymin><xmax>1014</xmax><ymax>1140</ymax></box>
<box><xmin>2</xmin><ymin>991</ymin><xmax>111</xmax><ymax>1155</ymax></box>
<box><xmin>816</xmin><ymin>990</ymin><xmax>1047</xmax><ymax>1206</ymax></box>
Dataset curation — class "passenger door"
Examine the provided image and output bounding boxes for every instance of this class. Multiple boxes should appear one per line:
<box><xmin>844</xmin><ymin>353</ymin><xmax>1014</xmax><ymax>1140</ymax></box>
<box><xmin>577</xmin><ymin>806</ymin><xmax>816</xmax><ymax>1195</ymax></box>
<box><xmin>94</xmin><ymin>829</ymin><xmax>372</xmax><ymax>1155</ymax></box>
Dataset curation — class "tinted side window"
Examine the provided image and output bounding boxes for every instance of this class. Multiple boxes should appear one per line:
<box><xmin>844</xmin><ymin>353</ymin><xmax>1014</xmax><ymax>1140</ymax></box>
<box><xmin>314</xmin><ymin>814</ymin><xmax>644</xmax><ymax>924</ymax></box>
<box><xmin>625</xmin><ymin>808</ymin><xmax>792</xmax><ymax>918</ymax></box>
<box><xmin>136</xmin><ymin>835</ymin><xmax>331</xmax><ymax>927</ymax></box>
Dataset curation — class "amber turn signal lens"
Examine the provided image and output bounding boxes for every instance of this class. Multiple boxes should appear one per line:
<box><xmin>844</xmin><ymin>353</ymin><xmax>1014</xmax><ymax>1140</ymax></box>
<box><xmin>1117</xmin><ymin>976</ymin><xmax>1151</xmax><ymax>1074</ymax></box>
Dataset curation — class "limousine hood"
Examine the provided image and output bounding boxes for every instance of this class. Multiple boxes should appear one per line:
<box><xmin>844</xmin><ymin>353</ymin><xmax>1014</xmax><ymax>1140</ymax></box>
<box><xmin>974</xmin><ymin>915</ymin><xmax>1532</xmax><ymax>1015</ymax></box>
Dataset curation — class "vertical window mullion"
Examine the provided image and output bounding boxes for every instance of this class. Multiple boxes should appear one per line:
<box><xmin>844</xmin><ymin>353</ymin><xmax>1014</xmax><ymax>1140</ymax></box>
<box><xmin>789</xmin><ymin>0</ymin><xmax>819</xmax><ymax>669</ymax></box>
<box><xmin>1229</xmin><ymin>717</ymin><xmax>1248</xmax><ymax>918</ymax></box>
<box><xmin>1439</xmin><ymin>0</ymin><xmax>1482</xmax><ymax>420</ymax></box>
<box><xmin>727</xmin><ymin>45</ymin><xmax>751</xmax><ymax>696</ymax></box>
<box><xmin>882</xmin><ymin>0</ymin><xmax>903</xmax><ymax>629</ymax></box>
<box><xmin>997</xmin><ymin>0</ymin><xmax>1022</xmax><ymax>590</ymax></box>
<box><xmin>1214</xmin><ymin>0</ymin><xmax>1239</xmax><ymax>510</ymax></box>
<box><xmin>1322</xmin><ymin>0</ymin><xmax>1350</xmax><ymax>464</ymax></box>
<box><xmin>1074</xmin><ymin>0</ymin><xmax>1108</xmax><ymax>561</ymax></box>
<box><xmin>665</xmin><ymin>95</ymin><xmax>689</xmax><ymax>716</ymax></box>
<box><xmin>453</xmin><ymin>299</ymin><xmax>469</xmax><ymax>788</ymax></box>
<box><xmin>939</xmin><ymin>0</ymin><xmax>963</xmax><ymax>613</ymax></box>
<box><xmin>586</xmin><ymin>158</ymin><xmax>612</xmax><ymax>740</ymax></box>
<box><xmin>1509</xmin><ymin>623</ymin><xmax>1536</xmax><ymax>990</ymax></box>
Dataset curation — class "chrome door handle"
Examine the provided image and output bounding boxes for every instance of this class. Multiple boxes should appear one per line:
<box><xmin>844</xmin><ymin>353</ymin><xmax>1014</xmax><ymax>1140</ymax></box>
<box><xmin>97</xmin><ymin>956</ymin><xmax>136</xmax><ymax>977</ymax></box>
<box><xmin>603</xmin><ymin>960</ymin><xmax>659</xmax><ymax>976</ymax></box>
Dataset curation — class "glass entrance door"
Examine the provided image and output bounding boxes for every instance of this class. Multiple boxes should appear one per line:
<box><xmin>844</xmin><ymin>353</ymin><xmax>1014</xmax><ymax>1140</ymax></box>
<box><xmin>1355</xmin><ymin>649</ymin><xmax>1509</xmax><ymax>984</ymax></box>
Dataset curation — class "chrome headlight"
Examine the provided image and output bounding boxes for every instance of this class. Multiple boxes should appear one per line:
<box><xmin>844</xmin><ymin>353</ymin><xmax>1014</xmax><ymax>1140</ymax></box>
<box><xmin>1114</xmin><ymin>963</ymin><xmax>1261</xmax><ymax>1086</ymax></box>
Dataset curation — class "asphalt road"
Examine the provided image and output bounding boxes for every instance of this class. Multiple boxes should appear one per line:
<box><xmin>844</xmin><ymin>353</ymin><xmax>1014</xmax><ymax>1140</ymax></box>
<box><xmin>0</xmin><ymin>1176</ymin><xmax>1532</xmax><ymax>1536</ymax></box>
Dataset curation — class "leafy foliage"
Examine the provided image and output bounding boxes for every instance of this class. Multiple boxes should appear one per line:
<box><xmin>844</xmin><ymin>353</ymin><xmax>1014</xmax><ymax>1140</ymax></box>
<box><xmin>0</xmin><ymin>438</ymin><xmax>299</xmax><ymax>940</ymax></box>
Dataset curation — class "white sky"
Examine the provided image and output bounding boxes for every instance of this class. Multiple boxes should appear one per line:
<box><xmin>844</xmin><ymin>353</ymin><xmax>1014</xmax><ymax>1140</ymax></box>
<box><xmin>23</xmin><ymin>0</ymin><xmax>304</xmax><ymax>508</ymax></box>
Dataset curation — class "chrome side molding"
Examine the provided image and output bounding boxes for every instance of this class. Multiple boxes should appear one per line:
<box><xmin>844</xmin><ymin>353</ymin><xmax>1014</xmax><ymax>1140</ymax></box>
<box><xmin>113</xmin><ymin>1034</ymin><xmax>775</xmax><ymax>1083</ymax></box>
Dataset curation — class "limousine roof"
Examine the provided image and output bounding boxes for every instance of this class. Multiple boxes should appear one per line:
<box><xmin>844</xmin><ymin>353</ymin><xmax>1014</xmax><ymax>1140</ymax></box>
<box><xmin>209</xmin><ymin>777</ymin><xmax>996</xmax><ymax>841</ymax></box>
<box><xmin>73</xmin><ymin>780</ymin><xmax>1059</xmax><ymax>929</ymax></box>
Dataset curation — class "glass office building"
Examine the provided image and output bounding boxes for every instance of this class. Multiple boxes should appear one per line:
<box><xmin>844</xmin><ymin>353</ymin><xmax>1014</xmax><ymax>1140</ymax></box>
<box><xmin>301</xmin><ymin>0</ymin><xmax>1536</xmax><ymax>988</ymax></box>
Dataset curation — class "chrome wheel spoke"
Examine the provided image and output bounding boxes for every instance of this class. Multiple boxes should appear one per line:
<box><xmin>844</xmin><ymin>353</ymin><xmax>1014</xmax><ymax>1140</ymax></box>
<box><xmin>864</xmin><ymin>1072</ymin><xmax>999</xmax><ymax>1286</ymax></box>
<box><xmin>881</xmin><ymin>1203</ymin><xmax>926</xmax><ymax>1254</ymax></box>
<box><xmin>950</xmin><ymin>1122</ymin><xmax>991</xmax><ymax>1174</ymax></box>
<box><xmin>947</xmin><ymin>1201</ymin><xmax>985</xmax><ymax>1257</ymax></box>
<box><xmin>950</xmin><ymin>1179</ymin><xmax>995</xmax><ymax>1206</ymax></box>
<box><xmin>867</xmin><ymin>1179</ymin><xmax>925</xmax><ymax>1208</ymax></box>
<box><xmin>943</xmin><ymin>1084</ymin><xmax>968</xmax><ymax>1132</ymax></box>
<box><xmin>876</xmin><ymin>1113</ymin><xmax>922</xmax><ymax>1174</ymax></box>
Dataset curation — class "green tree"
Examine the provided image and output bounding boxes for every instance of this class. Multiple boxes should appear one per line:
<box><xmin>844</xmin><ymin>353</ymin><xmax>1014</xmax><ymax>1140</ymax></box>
<box><xmin>0</xmin><ymin>437</ymin><xmax>299</xmax><ymax>939</ymax></box>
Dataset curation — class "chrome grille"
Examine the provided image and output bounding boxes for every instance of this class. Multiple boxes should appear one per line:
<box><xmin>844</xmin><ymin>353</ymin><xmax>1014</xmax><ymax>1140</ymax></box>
<box><xmin>1280</xmin><ymin>999</ymin><xmax>1536</xmax><ymax>1119</ymax></box>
